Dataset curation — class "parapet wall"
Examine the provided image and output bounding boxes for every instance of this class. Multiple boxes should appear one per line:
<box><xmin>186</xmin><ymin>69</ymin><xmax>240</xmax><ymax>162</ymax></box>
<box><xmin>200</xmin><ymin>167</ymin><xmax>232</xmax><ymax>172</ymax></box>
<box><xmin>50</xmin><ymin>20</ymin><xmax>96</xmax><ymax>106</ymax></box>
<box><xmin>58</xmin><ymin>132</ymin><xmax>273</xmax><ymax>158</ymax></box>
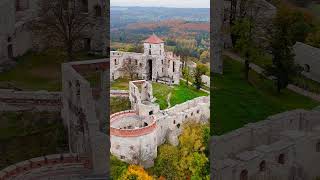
<box><xmin>211</xmin><ymin>109</ymin><xmax>320</xmax><ymax>160</ymax></box>
<box><xmin>110</xmin><ymin>110</ymin><xmax>157</xmax><ymax>137</ymax></box>
<box><xmin>0</xmin><ymin>153</ymin><xmax>90</xmax><ymax>180</ymax></box>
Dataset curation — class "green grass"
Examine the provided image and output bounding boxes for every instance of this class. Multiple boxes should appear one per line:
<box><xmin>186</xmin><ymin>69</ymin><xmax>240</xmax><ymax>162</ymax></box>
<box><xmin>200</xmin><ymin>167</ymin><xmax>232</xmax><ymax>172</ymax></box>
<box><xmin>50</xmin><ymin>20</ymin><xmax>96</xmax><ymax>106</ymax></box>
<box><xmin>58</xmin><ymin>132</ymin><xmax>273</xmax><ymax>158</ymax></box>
<box><xmin>0</xmin><ymin>112</ymin><xmax>67</xmax><ymax>169</ymax></box>
<box><xmin>111</xmin><ymin>78</ymin><xmax>131</xmax><ymax>90</ymax></box>
<box><xmin>170</xmin><ymin>83</ymin><xmax>208</xmax><ymax>107</ymax></box>
<box><xmin>111</xmin><ymin>79</ymin><xmax>208</xmax><ymax>110</ymax></box>
<box><xmin>233</xmin><ymin>49</ymin><xmax>320</xmax><ymax>95</ymax></box>
<box><xmin>0</xmin><ymin>50</ymin><xmax>105</xmax><ymax>91</ymax></box>
<box><xmin>110</xmin><ymin>97</ymin><xmax>131</xmax><ymax>114</ymax></box>
<box><xmin>211</xmin><ymin>57</ymin><xmax>320</xmax><ymax>135</ymax></box>
<box><xmin>152</xmin><ymin>83</ymin><xmax>173</xmax><ymax>109</ymax></box>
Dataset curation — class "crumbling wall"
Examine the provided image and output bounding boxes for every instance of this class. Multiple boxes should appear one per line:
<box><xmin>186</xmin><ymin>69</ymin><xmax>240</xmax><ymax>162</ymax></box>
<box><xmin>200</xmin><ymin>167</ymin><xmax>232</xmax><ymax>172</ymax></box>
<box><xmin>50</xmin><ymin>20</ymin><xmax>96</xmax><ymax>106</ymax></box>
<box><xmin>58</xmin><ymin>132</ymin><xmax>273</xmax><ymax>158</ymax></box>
<box><xmin>61</xmin><ymin>59</ymin><xmax>109</xmax><ymax>176</ymax></box>
<box><xmin>0</xmin><ymin>89</ymin><xmax>61</xmax><ymax>111</ymax></box>
<box><xmin>210</xmin><ymin>108</ymin><xmax>320</xmax><ymax>180</ymax></box>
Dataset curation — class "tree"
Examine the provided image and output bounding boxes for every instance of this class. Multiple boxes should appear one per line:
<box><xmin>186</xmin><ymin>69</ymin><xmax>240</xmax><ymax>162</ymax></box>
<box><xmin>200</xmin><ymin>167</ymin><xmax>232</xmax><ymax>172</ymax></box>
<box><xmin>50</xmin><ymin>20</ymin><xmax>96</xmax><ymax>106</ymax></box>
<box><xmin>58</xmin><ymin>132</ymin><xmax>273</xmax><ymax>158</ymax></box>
<box><xmin>121</xmin><ymin>165</ymin><xmax>153</xmax><ymax>180</ymax></box>
<box><xmin>306</xmin><ymin>28</ymin><xmax>320</xmax><ymax>48</ymax></box>
<box><xmin>120</xmin><ymin>57</ymin><xmax>138</xmax><ymax>80</ymax></box>
<box><xmin>232</xmin><ymin>18</ymin><xmax>256</xmax><ymax>81</ymax></box>
<box><xmin>193</xmin><ymin>64</ymin><xmax>207</xmax><ymax>90</ymax></box>
<box><xmin>182</xmin><ymin>66</ymin><xmax>192</xmax><ymax>86</ymax></box>
<box><xmin>32</xmin><ymin>0</ymin><xmax>94</xmax><ymax>61</ymax></box>
<box><xmin>110</xmin><ymin>155</ymin><xmax>128</xmax><ymax>180</ymax></box>
<box><xmin>264</xmin><ymin>6</ymin><xmax>302</xmax><ymax>93</ymax></box>
<box><xmin>176</xmin><ymin>121</ymin><xmax>209</xmax><ymax>179</ymax></box>
<box><xmin>153</xmin><ymin>145</ymin><xmax>179</xmax><ymax>179</ymax></box>
<box><xmin>200</xmin><ymin>50</ymin><xmax>210</xmax><ymax>63</ymax></box>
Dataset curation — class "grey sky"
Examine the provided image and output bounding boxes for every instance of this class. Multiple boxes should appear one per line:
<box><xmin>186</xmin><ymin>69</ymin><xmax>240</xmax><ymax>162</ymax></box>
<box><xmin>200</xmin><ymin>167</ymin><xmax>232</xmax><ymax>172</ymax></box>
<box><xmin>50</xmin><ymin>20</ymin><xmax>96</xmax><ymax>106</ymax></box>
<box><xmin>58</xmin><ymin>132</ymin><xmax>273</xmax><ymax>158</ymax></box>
<box><xmin>110</xmin><ymin>0</ymin><xmax>210</xmax><ymax>8</ymax></box>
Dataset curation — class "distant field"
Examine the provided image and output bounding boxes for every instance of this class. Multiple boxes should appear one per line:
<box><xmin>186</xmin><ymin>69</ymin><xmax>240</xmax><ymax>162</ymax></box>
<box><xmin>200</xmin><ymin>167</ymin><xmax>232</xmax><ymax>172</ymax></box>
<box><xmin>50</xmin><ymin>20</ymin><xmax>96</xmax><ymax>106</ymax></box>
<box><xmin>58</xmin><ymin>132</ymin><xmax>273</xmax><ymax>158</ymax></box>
<box><xmin>126</xmin><ymin>20</ymin><xmax>210</xmax><ymax>32</ymax></box>
<box><xmin>211</xmin><ymin>57</ymin><xmax>320</xmax><ymax>135</ymax></box>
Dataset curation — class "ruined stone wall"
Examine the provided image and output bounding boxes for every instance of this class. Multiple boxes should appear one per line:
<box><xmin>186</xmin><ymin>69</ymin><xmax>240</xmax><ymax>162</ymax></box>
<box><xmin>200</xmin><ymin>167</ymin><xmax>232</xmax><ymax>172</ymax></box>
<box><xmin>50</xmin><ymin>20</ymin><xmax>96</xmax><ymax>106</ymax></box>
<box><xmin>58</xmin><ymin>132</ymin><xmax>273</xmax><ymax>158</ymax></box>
<box><xmin>0</xmin><ymin>89</ymin><xmax>61</xmax><ymax>111</ymax></box>
<box><xmin>61</xmin><ymin>59</ymin><xmax>109</xmax><ymax>176</ymax></box>
<box><xmin>110</xmin><ymin>89</ymin><xmax>129</xmax><ymax>97</ymax></box>
<box><xmin>110</xmin><ymin>51</ymin><xmax>144</xmax><ymax>80</ymax></box>
<box><xmin>210</xmin><ymin>108</ymin><xmax>320</xmax><ymax>180</ymax></box>
<box><xmin>0</xmin><ymin>153</ymin><xmax>91</xmax><ymax>180</ymax></box>
<box><xmin>202</xmin><ymin>75</ymin><xmax>210</xmax><ymax>87</ymax></box>
<box><xmin>110</xmin><ymin>95</ymin><xmax>210</xmax><ymax>167</ymax></box>
<box><xmin>110</xmin><ymin>45</ymin><xmax>181</xmax><ymax>85</ymax></box>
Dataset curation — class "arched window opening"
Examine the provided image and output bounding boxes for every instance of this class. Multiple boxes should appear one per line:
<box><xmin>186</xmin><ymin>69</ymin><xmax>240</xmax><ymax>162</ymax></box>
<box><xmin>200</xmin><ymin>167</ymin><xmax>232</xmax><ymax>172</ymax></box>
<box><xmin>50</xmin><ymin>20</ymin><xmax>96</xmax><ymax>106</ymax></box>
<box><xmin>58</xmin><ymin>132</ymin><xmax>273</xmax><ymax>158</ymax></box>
<box><xmin>95</xmin><ymin>5</ymin><xmax>102</xmax><ymax>17</ymax></box>
<box><xmin>259</xmin><ymin>160</ymin><xmax>266</xmax><ymax>171</ymax></box>
<box><xmin>177</xmin><ymin>124</ymin><xmax>180</xmax><ymax>129</ymax></box>
<box><xmin>240</xmin><ymin>170</ymin><xmax>248</xmax><ymax>180</ymax></box>
<box><xmin>278</xmin><ymin>154</ymin><xmax>285</xmax><ymax>164</ymax></box>
<box><xmin>304</xmin><ymin>64</ymin><xmax>310</xmax><ymax>72</ymax></box>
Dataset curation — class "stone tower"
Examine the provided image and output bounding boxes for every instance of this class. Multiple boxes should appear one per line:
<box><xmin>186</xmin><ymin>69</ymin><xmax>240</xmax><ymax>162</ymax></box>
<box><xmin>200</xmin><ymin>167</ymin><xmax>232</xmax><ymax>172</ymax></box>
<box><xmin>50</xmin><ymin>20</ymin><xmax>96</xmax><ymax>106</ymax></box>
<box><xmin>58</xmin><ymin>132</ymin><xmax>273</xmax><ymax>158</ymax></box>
<box><xmin>143</xmin><ymin>34</ymin><xmax>165</xmax><ymax>57</ymax></box>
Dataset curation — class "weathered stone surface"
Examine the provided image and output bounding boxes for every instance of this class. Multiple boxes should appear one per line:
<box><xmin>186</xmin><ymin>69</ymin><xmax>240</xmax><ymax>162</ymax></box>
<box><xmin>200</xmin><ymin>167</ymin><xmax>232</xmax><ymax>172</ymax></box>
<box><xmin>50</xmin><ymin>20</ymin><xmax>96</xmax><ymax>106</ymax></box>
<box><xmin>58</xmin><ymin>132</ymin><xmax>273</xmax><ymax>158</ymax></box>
<box><xmin>210</xmin><ymin>107</ymin><xmax>320</xmax><ymax>180</ymax></box>
<box><xmin>111</xmin><ymin>35</ymin><xmax>181</xmax><ymax>85</ymax></box>
<box><xmin>111</xmin><ymin>80</ymin><xmax>210</xmax><ymax>168</ymax></box>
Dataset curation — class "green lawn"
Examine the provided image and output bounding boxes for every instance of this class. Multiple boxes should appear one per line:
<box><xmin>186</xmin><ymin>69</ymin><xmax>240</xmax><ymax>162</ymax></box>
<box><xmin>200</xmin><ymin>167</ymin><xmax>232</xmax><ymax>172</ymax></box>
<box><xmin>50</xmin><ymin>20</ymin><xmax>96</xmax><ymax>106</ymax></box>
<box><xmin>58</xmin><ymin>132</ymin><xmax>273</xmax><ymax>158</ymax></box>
<box><xmin>110</xmin><ymin>97</ymin><xmax>131</xmax><ymax>114</ymax></box>
<box><xmin>211</xmin><ymin>57</ymin><xmax>320</xmax><ymax>135</ymax></box>
<box><xmin>111</xmin><ymin>79</ymin><xmax>208</xmax><ymax>110</ymax></box>
<box><xmin>111</xmin><ymin>78</ymin><xmax>131</xmax><ymax>90</ymax></box>
<box><xmin>0</xmin><ymin>50</ymin><xmax>105</xmax><ymax>91</ymax></box>
<box><xmin>0</xmin><ymin>112</ymin><xmax>67</xmax><ymax>169</ymax></box>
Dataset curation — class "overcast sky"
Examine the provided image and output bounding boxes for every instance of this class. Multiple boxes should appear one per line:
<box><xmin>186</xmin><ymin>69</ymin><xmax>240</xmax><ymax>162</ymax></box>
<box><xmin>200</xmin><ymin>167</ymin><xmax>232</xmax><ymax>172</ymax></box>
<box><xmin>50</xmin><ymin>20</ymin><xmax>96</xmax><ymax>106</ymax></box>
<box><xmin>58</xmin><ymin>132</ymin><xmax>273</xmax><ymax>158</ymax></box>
<box><xmin>110</xmin><ymin>0</ymin><xmax>210</xmax><ymax>8</ymax></box>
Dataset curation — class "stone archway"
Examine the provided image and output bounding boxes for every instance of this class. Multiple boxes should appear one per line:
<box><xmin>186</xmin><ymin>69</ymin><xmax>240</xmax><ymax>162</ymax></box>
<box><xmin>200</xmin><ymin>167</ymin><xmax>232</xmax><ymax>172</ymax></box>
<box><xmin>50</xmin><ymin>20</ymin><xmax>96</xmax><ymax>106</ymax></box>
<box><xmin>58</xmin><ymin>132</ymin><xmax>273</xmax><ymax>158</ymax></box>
<box><xmin>240</xmin><ymin>169</ymin><xmax>248</xmax><ymax>180</ymax></box>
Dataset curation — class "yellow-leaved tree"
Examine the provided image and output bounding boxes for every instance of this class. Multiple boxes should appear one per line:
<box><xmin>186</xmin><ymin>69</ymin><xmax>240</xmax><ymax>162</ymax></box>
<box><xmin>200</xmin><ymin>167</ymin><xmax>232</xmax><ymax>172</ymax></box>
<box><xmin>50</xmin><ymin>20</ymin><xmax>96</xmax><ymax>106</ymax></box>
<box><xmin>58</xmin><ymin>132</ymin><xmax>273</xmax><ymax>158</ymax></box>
<box><xmin>121</xmin><ymin>165</ymin><xmax>153</xmax><ymax>180</ymax></box>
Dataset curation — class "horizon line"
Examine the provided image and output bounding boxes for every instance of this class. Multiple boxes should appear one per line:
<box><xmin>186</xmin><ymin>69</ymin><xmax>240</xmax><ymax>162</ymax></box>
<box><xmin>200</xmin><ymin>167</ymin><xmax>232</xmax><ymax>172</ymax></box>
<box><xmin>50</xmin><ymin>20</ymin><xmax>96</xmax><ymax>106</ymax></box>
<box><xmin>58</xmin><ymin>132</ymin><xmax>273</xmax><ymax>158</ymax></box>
<box><xmin>111</xmin><ymin>5</ymin><xmax>210</xmax><ymax>9</ymax></box>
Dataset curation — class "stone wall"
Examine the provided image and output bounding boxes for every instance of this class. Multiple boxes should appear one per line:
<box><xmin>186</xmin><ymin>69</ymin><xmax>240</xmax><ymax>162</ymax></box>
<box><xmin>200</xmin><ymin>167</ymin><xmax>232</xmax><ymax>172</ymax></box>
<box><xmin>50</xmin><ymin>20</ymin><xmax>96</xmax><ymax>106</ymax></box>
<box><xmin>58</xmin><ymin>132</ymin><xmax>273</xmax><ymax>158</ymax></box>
<box><xmin>61</xmin><ymin>59</ymin><xmax>109</xmax><ymax>176</ymax></box>
<box><xmin>110</xmin><ymin>39</ymin><xmax>181</xmax><ymax>85</ymax></box>
<box><xmin>110</xmin><ymin>89</ymin><xmax>129</xmax><ymax>97</ymax></box>
<box><xmin>210</xmin><ymin>108</ymin><xmax>320</xmax><ymax>180</ymax></box>
<box><xmin>110</xmin><ymin>95</ymin><xmax>210</xmax><ymax>167</ymax></box>
<box><xmin>202</xmin><ymin>75</ymin><xmax>210</xmax><ymax>87</ymax></box>
<box><xmin>0</xmin><ymin>89</ymin><xmax>61</xmax><ymax>111</ymax></box>
<box><xmin>0</xmin><ymin>153</ymin><xmax>91</xmax><ymax>180</ymax></box>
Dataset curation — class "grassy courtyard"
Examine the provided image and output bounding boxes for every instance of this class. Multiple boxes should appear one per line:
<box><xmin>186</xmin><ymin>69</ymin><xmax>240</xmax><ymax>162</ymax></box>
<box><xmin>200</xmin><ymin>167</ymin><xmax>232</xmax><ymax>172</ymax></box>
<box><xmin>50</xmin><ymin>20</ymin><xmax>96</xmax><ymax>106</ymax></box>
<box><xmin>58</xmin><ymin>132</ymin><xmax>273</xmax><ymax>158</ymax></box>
<box><xmin>111</xmin><ymin>79</ymin><xmax>208</xmax><ymax>110</ymax></box>
<box><xmin>0</xmin><ymin>50</ymin><xmax>105</xmax><ymax>91</ymax></box>
<box><xmin>211</xmin><ymin>57</ymin><xmax>320</xmax><ymax>135</ymax></box>
<box><xmin>0</xmin><ymin>112</ymin><xmax>67</xmax><ymax>169</ymax></box>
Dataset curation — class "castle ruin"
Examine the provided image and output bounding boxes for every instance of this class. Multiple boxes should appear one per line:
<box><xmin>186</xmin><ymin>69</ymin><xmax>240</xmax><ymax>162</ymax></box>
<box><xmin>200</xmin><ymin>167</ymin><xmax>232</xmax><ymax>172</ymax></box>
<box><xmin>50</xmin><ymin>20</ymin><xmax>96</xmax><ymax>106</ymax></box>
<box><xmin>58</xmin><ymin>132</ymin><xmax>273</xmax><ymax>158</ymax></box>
<box><xmin>110</xmin><ymin>80</ymin><xmax>210</xmax><ymax>168</ymax></box>
<box><xmin>211</xmin><ymin>107</ymin><xmax>320</xmax><ymax>180</ymax></box>
<box><xmin>110</xmin><ymin>34</ymin><xmax>182</xmax><ymax>85</ymax></box>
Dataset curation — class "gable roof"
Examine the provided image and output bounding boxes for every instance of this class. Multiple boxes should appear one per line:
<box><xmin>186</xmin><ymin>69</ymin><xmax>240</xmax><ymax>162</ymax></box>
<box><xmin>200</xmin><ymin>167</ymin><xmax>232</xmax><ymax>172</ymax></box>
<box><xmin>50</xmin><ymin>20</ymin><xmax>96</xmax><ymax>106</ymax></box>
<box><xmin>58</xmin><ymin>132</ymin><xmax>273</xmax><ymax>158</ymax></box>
<box><xmin>144</xmin><ymin>34</ymin><xmax>164</xmax><ymax>44</ymax></box>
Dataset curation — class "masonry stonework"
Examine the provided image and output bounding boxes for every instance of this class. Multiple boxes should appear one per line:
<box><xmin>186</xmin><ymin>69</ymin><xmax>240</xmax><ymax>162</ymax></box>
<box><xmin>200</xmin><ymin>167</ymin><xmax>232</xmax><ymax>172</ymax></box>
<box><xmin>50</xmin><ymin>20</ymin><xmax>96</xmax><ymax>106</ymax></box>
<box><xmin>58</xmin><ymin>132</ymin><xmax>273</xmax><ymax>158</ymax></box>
<box><xmin>110</xmin><ymin>80</ymin><xmax>210</xmax><ymax>168</ymax></box>
<box><xmin>0</xmin><ymin>0</ymin><xmax>108</xmax><ymax>65</ymax></box>
<box><xmin>211</xmin><ymin>107</ymin><xmax>320</xmax><ymax>180</ymax></box>
<box><xmin>111</xmin><ymin>34</ymin><xmax>182</xmax><ymax>85</ymax></box>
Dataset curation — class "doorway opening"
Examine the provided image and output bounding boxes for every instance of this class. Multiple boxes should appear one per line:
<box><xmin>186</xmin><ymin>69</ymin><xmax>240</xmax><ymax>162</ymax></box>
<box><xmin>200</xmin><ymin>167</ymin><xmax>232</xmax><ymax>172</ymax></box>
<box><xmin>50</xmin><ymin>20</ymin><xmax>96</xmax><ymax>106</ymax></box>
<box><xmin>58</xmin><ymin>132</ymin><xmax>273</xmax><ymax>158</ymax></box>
<box><xmin>147</xmin><ymin>59</ymin><xmax>152</xmax><ymax>80</ymax></box>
